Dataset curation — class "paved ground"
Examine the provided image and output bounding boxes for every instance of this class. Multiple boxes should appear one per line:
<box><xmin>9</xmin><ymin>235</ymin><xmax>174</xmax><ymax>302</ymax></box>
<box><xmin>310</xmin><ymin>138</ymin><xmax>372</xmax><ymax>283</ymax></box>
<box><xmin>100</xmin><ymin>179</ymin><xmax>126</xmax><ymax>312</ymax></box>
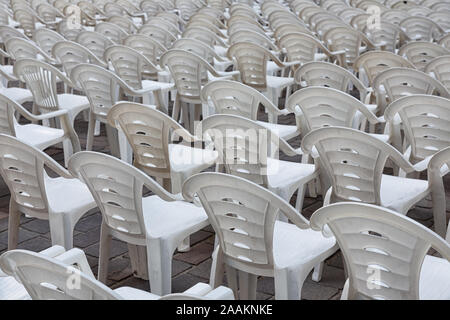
<box><xmin>0</xmin><ymin>102</ymin><xmax>447</xmax><ymax>300</ymax></box>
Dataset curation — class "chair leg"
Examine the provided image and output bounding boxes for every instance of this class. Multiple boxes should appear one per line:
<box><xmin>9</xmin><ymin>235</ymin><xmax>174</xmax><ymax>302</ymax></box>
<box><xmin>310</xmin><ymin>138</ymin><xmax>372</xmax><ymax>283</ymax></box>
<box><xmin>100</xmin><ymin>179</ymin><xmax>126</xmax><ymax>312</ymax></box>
<box><xmin>7</xmin><ymin>201</ymin><xmax>21</xmax><ymax>250</ymax></box>
<box><xmin>86</xmin><ymin>112</ymin><xmax>96</xmax><ymax>151</ymax></box>
<box><xmin>295</xmin><ymin>184</ymin><xmax>307</xmax><ymax>211</ymax></box>
<box><xmin>210</xmin><ymin>245</ymin><xmax>225</xmax><ymax>288</ymax></box>
<box><xmin>147</xmin><ymin>238</ymin><xmax>173</xmax><ymax>295</ymax></box>
<box><xmin>238</xmin><ymin>271</ymin><xmax>257</xmax><ymax>300</ymax></box>
<box><xmin>49</xmin><ymin>212</ymin><xmax>74</xmax><ymax>249</ymax></box>
<box><xmin>177</xmin><ymin>236</ymin><xmax>190</xmax><ymax>253</ymax></box>
<box><xmin>172</xmin><ymin>94</ymin><xmax>181</xmax><ymax>122</ymax></box>
<box><xmin>225</xmin><ymin>264</ymin><xmax>239</xmax><ymax>299</ymax></box>
<box><xmin>105</xmin><ymin>124</ymin><xmax>120</xmax><ymax>158</ymax></box>
<box><xmin>312</xmin><ymin>261</ymin><xmax>324</xmax><ymax>282</ymax></box>
<box><xmin>274</xmin><ymin>266</ymin><xmax>310</xmax><ymax>300</ymax></box>
<box><xmin>98</xmin><ymin>222</ymin><xmax>112</xmax><ymax>283</ymax></box>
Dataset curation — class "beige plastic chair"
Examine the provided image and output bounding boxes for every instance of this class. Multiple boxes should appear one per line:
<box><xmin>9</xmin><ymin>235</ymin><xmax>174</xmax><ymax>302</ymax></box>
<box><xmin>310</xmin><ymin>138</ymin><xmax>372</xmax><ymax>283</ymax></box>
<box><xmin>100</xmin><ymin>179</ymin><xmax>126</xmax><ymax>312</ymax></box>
<box><xmin>14</xmin><ymin>8</ymin><xmax>45</xmax><ymax>37</ymax></box>
<box><xmin>0</xmin><ymin>246</ymin><xmax>234</xmax><ymax>299</ymax></box>
<box><xmin>353</xmin><ymin>51</ymin><xmax>416</xmax><ymax>89</ymax></box>
<box><xmin>279</xmin><ymin>32</ymin><xmax>344</xmax><ymax>66</ymax></box>
<box><xmin>301</xmin><ymin>126</ymin><xmax>431</xmax><ymax>214</ymax></box>
<box><xmin>5</xmin><ymin>36</ymin><xmax>56</xmax><ymax>65</ymax></box>
<box><xmin>425</xmin><ymin>55</ymin><xmax>450</xmax><ymax>92</ymax></box>
<box><xmin>439</xmin><ymin>34</ymin><xmax>450</xmax><ymax>50</ymax></box>
<box><xmin>398</xmin><ymin>41</ymin><xmax>450</xmax><ymax>71</ymax></box>
<box><xmin>104</xmin><ymin>45</ymin><xmax>174</xmax><ymax>112</ymax></box>
<box><xmin>0</xmin><ymin>134</ymin><xmax>95</xmax><ymax>249</ymax></box>
<box><xmin>201</xmin><ymin>80</ymin><xmax>299</xmax><ymax>140</ymax></box>
<box><xmin>273</xmin><ymin>23</ymin><xmax>314</xmax><ymax>43</ymax></box>
<box><xmin>323</xmin><ymin>26</ymin><xmax>379</xmax><ymax>68</ymax></box>
<box><xmin>33</xmin><ymin>28</ymin><xmax>65</xmax><ymax>59</ymax></box>
<box><xmin>107</xmin><ymin>102</ymin><xmax>218</xmax><ymax>193</ymax></box>
<box><xmin>161</xmin><ymin>49</ymin><xmax>239</xmax><ymax>132</ymax></box>
<box><xmin>428</xmin><ymin>147</ymin><xmax>450</xmax><ymax>239</ymax></box>
<box><xmin>363</xmin><ymin>21</ymin><xmax>406</xmax><ymax>53</ymax></box>
<box><xmin>123</xmin><ymin>34</ymin><xmax>167</xmax><ymax>65</ymax></box>
<box><xmin>95</xmin><ymin>22</ymin><xmax>129</xmax><ymax>44</ymax></box>
<box><xmin>408</xmin><ymin>5</ymin><xmax>434</xmax><ymax>16</ymax></box>
<box><xmin>68</xmin><ymin>151</ymin><xmax>209</xmax><ymax>295</ymax></box>
<box><xmin>146</xmin><ymin>17</ymin><xmax>181</xmax><ymax>37</ymax></box>
<box><xmin>310</xmin><ymin>202</ymin><xmax>450</xmax><ymax>300</ymax></box>
<box><xmin>57</xmin><ymin>18</ymin><xmax>85</xmax><ymax>41</ymax></box>
<box><xmin>427</xmin><ymin>12</ymin><xmax>450</xmax><ymax>32</ymax></box>
<box><xmin>107</xmin><ymin>15</ymin><xmax>138</xmax><ymax>34</ymax></box>
<box><xmin>75</xmin><ymin>30</ymin><xmax>114</xmax><ymax>62</ymax></box>
<box><xmin>36</xmin><ymin>3</ymin><xmax>64</xmax><ymax>26</ymax></box>
<box><xmin>227</xmin><ymin>42</ymin><xmax>297</xmax><ymax>107</ymax></box>
<box><xmin>384</xmin><ymin>95</ymin><xmax>450</xmax><ymax>179</ymax></box>
<box><xmin>338</xmin><ymin>7</ymin><xmax>365</xmax><ymax>24</ymax></box>
<box><xmin>172</xmin><ymin>38</ymin><xmax>232</xmax><ymax>72</ymax></box>
<box><xmin>182</xmin><ymin>172</ymin><xmax>337</xmax><ymax>299</ymax></box>
<box><xmin>373</xmin><ymin>67</ymin><xmax>450</xmax><ymax>115</ymax></box>
<box><xmin>399</xmin><ymin>16</ymin><xmax>443</xmax><ymax>42</ymax></box>
<box><xmin>138</xmin><ymin>24</ymin><xmax>177</xmax><ymax>49</ymax></box>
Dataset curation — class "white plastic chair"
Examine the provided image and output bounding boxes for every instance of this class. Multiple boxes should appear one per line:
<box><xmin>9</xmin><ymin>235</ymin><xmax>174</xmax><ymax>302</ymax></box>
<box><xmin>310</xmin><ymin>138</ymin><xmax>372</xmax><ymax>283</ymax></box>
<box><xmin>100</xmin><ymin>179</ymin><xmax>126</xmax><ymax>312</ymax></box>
<box><xmin>57</xmin><ymin>18</ymin><xmax>85</xmax><ymax>41</ymax></box>
<box><xmin>373</xmin><ymin>67</ymin><xmax>450</xmax><ymax>115</ymax></box>
<box><xmin>75</xmin><ymin>30</ymin><xmax>114</xmax><ymax>63</ymax></box>
<box><xmin>439</xmin><ymin>34</ymin><xmax>450</xmax><ymax>50</ymax></box>
<box><xmin>68</xmin><ymin>151</ymin><xmax>209</xmax><ymax>295</ymax></box>
<box><xmin>201</xmin><ymin>114</ymin><xmax>317</xmax><ymax>210</ymax></box>
<box><xmin>33</xmin><ymin>28</ymin><xmax>65</xmax><ymax>59</ymax></box>
<box><xmin>201</xmin><ymin>80</ymin><xmax>299</xmax><ymax>140</ymax></box>
<box><xmin>107</xmin><ymin>102</ymin><xmax>218</xmax><ymax>193</ymax></box>
<box><xmin>161</xmin><ymin>49</ymin><xmax>239</xmax><ymax>132</ymax></box>
<box><xmin>227</xmin><ymin>42</ymin><xmax>297</xmax><ymax>107</ymax></box>
<box><xmin>0</xmin><ymin>134</ymin><xmax>95</xmax><ymax>250</ymax></box>
<box><xmin>104</xmin><ymin>45</ymin><xmax>174</xmax><ymax>112</ymax></box>
<box><xmin>398</xmin><ymin>41</ymin><xmax>450</xmax><ymax>71</ymax></box>
<box><xmin>0</xmin><ymin>91</ymin><xmax>80</xmax><ymax>159</ymax></box>
<box><xmin>95</xmin><ymin>22</ymin><xmax>129</xmax><ymax>44</ymax></box>
<box><xmin>182</xmin><ymin>172</ymin><xmax>338</xmax><ymax>300</ymax></box>
<box><xmin>70</xmin><ymin>63</ymin><xmax>154</xmax><ymax>157</ymax></box>
<box><xmin>278</xmin><ymin>32</ymin><xmax>344</xmax><ymax>66</ymax></box>
<box><xmin>353</xmin><ymin>51</ymin><xmax>416</xmax><ymax>89</ymax></box>
<box><xmin>399</xmin><ymin>16</ymin><xmax>443</xmax><ymax>42</ymax></box>
<box><xmin>13</xmin><ymin>58</ymin><xmax>90</xmax><ymax>129</ymax></box>
<box><xmin>425</xmin><ymin>55</ymin><xmax>450</xmax><ymax>92</ymax></box>
<box><xmin>301</xmin><ymin>126</ymin><xmax>431</xmax><ymax>214</ymax></box>
<box><xmin>138</xmin><ymin>24</ymin><xmax>177</xmax><ymax>49</ymax></box>
<box><xmin>286</xmin><ymin>87</ymin><xmax>385</xmax><ymax>142</ymax></box>
<box><xmin>310</xmin><ymin>202</ymin><xmax>450</xmax><ymax>300</ymax></box>
<box><xmin>0</xmin><ymin>246</ymin><xmax>234</xmax><ymax>299</ymax></box>
<box><xmin>380</xmin><ymin>9</ymin><xmax>409</xmax><ymax>25</ymax></box>
<box><xmin>428</xmin><ymin>146</ymin><xmax>450</xmax><ymax>239</ymax></box>
<box><xmin>384</xmin><ymin>95</ymin><xmax>450</xmax><ymax>176</ymax></box>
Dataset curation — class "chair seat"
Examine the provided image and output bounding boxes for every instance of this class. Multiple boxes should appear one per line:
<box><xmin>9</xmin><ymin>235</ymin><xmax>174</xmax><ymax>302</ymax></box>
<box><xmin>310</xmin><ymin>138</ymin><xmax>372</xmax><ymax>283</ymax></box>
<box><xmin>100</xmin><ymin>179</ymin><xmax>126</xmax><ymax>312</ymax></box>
<box><xmin>214</xmin><ymin>45</ymin><xmax>228</xmax><ymax>57</ymax></box>
<box><xmin>0</xmin><ymin>276</ymin><xmax>30</xmax><ymax>300</ymax></box>
<box><xmin>15</xmin><ymin>123</ymin><xmax>65</xmax><ymax>150</ymax></box>
<box><xmin>380</xmin><ymin>174</ymin><xmax>429</xmax><ymax>214</ymax></box>
<box><xmin>257</xmin><ymin>121</ymin><xmax>299</xmax><ymax>140</ymax></box>
<box><xmin>0</xmin><ymin>65</ymin><xmax>14</xmax><ymax>79</ymax></box>
<box><xmin>142</xmin><ymin>79</ymin><xmax>175</xmax><ymax>91</ymax></box>
<box><xmin>273</xmin><ymin>221</ymin><xmax>336</xmax><ymax>269</ymax></box>
<box><xmin>169</xmin><ymin>144</ymin><xmax>218</xmax><ymax>174</ymax></box>
<box><xmin>266</xmin><ymin>75</ymin><xmax>295</xmax><ymax>89</ymax></box>
<box><xmin>0</xmin><ymin>87</ymin><xmax>33</xmax><ymax>104</ymax></box>
<box><xmin>45</xmin><ymin>176</ymin><xmax>96</xmax><ymax>215</ymax></box>
<box><xmin>57</xmin><ymin>94</ymin><xmax>90</xmax><ymax>117</ymax></box>
<box><xmin>142</xmin><ymin>195</ymin><xmax>208</xmax><ymax>239</ymax></box>
<box><xmin>114</xmin><ymin>286</ymin><xmax>159</xmax><ymax>300</ymax></box>
<box><xmin>267</xmin><ymin>158</ymin><xmax>317</xmax><ymax>200</ymax></box>
<box><xmin>420</xmin><ymin>255</ymin><xmax>450</xmax><ymax>300</ymax></box>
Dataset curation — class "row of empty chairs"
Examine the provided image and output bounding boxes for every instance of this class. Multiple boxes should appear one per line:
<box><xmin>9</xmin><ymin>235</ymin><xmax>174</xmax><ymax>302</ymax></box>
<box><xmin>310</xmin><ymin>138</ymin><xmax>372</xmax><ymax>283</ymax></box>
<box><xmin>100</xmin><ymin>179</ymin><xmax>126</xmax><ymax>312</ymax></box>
<box><xmin>0</xmin><ymin>0</ymin><xmax>448</xmax><ymax>300</ymax></box>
